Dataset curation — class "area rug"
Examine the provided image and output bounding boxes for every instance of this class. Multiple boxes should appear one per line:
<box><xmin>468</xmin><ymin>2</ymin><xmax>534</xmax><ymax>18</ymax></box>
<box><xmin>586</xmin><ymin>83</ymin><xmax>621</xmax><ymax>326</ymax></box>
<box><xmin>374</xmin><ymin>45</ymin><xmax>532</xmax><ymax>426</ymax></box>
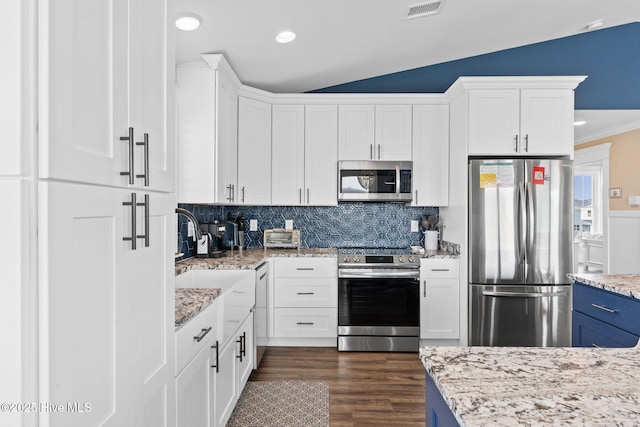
<box><xmin>227</xmin><ymin>381</ymin><xmax>329</xmax><ymax>427</ymax></box>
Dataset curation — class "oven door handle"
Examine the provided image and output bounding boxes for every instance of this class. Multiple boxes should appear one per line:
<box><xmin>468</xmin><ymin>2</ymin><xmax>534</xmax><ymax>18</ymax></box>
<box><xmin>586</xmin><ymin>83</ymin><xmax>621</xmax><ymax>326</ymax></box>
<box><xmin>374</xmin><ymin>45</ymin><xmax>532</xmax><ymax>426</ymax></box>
<box><xmin>338</xmin><ymin>269</ymin><xmax>420</xmax><ymax>279</ymax></box>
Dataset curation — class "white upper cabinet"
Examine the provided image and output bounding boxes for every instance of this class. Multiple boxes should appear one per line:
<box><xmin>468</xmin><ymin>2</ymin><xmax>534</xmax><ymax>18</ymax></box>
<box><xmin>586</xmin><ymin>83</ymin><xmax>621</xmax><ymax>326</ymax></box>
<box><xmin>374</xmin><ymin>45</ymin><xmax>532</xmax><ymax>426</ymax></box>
<box><xmin>238</xmin><ymin>96</ymin><xmax>272</xmax><ymax>205</ymax></box>
<box><xmin>177</xmin><ymin>56</ymin><xmax>239</xmax><ymax>204</ymax></box>
<box><xmin>305</xmin><ymin>105</ymin><xmax>338</xmax><ymax>205</ymax></box>
<box><xmin>39</xmin><ymin>0</ymin><xmax>174</xmax><ymax>192</ymax></box>
<box><xmin>412</xmin><ymin>105</ymin><xmax>449</xmax><ymax>206</ymax></box>
<box><xmin>468</xmin><ymin>88</ymin><xmax>574</xmax><ymax>156</ymax></box>
<box><xmin>375</xmin><ymin>105</ymin><xmax>413</xmax><ymax>160</ymax></box>
<box><xmin>338</xmin><ymin>105</ymin><xmax>375</xmax><ymax>160</ymax></box>
<box><xmin>338</xmin><ymin>104</ymin><xmax>412</xmax><ymax>160</ymax></box>
<box><xmin>271</xmin><ymin>104</ymin><xmax>338</xmax><ymax>206</ymax></box>
<box><xmin>271</xmin><ymin>105</ymin><xmax>305</xmax><ymax>205</ymax></box>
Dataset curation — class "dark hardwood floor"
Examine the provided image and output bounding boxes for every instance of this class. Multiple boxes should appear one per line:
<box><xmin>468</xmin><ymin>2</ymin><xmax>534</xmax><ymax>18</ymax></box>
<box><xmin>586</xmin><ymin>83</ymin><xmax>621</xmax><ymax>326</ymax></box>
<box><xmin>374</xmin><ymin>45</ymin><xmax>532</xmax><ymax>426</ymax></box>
<box><xmin>249</xmin><ymin>347</ymin><xmax>426</xmax><ymax>426</ymax></box>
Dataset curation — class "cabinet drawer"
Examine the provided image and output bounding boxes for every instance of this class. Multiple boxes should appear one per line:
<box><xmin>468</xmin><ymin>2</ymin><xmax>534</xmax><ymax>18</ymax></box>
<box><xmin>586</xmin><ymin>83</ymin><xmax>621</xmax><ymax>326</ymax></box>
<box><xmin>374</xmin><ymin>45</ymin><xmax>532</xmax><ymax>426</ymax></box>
<box><xmin>572</xmin><ymin>311</ymin><xmax>639</xmax><ymax>348</ymax></box>
<box><xmin>175</xmin><ymin>301</ymin><xmax>218</xmax><ymax>375</ymax></box>
<box><xmin>573</xmin><ymin>283</ymin><xmax>640</xmax><ymax>336</ymax></box>
<box><xmin>421</xmin><ymin>259</ymin><xmax>459</xmax><ymax>278</ymax></box>
<box><xmin>275</xmin><ymin>278</ymin><xmax>337</xmax><ymax>308</ymax></box>
<box><xmin>273</xmin><ymin>308</ymin><xmax>337</xmax><ymax>338</ymax></box>
<box><xmin>273</xmin><ymin>257</ymin><xmax>337</xmax><ymax>278</ymax></box>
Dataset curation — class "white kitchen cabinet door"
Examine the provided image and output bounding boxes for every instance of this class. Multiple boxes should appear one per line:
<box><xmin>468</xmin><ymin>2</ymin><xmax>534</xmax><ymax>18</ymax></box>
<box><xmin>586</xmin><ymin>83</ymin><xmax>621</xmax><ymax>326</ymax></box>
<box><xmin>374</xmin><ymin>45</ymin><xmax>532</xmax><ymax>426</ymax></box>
<box><xmin>177</xmin><ymin>62</ymin><xmax>239</xmax><ymax>204</ymax></box>
<box><xmin>272</xmin><ymin>105</ymin><xmax>305</xmax><ymax>205</ymax></box>
<box><xmin>375</xmin><ymin>105</ymin><xmax>412</xmax><ymax>160</ymax></box>
<box><xmin>412</xmin><ymin>105</ymin><xmax>449</xmax><ymax>206</ymax></box>
<box><xmin>216</xmin><ymin>71</ymin><xmax>239</xmax><ymax>203</ymax></box>
<box><xmin>237</xmin><ymin>313</ymin><xmax>255</xmax><ymax>391</ymax></box>
<box><xmin>338</xmin><ymin>105</ymin><xmax>375</xmax><ymax>160</ymax></box>
<box><xmin>38</xmin><ymin>182</ymin><xmax>131</xmax><ymax>427</ymax></box>
<box><xmin>467</xmin><ymin>89</ymin><xmax>521</xmax><ymax>155</ymax></box>
<box><xmin>238</xmin><ymin>96</ymin><xmax>272</xmax><ymax>205</ymax></box>
<box><xmin>519</xmin><ymin>89</ymin><xmax>574</xmax><ymax>156</ymax></box>
<box><xmin>40</xmin><ymin>0</ymin><xmax>174</xmax><ymax>191</ymax></box>
<box><xmin>39</xmin><ymin>182</ymin><xmax>175</xmax><ymax>427</ymax></box>
<box><xmin>175</xmin><ymin>345</ymin><xmax>213</xmax><ymax>427</ymax></box>
<box><xmin>305</xmin><ymin>105</ymin><xmax>338</xmax><ymax>205</ymax></box>
<box><xmin>420</xmin><ymin>259</ymin><xmax>460</xmax><ymax>340</ymax></box>
<box><xmin>128</xmin><ymin>0</ymin><xmax>175</xmax><ymax>192</ymax></box>
<box><xmin>214</xmin><ymin>337</ymin><xmax>239</xmax><ymax>427</ymax></box>
<box><xmin>130</xmin><ymin>191</ymin><xmax>176</xmax><ymax>427</ymax></box>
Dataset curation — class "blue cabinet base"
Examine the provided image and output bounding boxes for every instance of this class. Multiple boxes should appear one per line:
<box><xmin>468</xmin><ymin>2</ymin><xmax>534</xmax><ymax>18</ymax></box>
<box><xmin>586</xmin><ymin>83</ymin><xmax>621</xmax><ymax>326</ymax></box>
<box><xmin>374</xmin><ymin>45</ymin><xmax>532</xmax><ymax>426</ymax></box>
<box><xmin>426</xmin><ymin>373</ymin><xmax>460</xmax><ymax>427</ymax></box>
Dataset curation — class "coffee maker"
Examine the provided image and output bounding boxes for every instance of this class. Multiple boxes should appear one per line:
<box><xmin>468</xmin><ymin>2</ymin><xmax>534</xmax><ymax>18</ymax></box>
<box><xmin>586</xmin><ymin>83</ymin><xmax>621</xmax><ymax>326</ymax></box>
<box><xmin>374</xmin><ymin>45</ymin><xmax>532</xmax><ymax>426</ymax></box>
<box><xmin>222</xmin><ymin>213</ymin><xmax>246</xmax><ymax>250</ymax></box>
<box><xmin>197</xmin><ymin>221</ymin><xmax>226</xmax><ymax>258</ymax></box>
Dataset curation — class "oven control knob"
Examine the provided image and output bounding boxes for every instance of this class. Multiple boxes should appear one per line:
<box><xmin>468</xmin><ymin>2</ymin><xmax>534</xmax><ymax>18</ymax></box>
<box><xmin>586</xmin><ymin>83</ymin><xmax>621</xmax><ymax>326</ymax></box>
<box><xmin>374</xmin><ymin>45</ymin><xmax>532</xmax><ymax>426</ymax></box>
<box><xmin>398</xmin><ymin>256</ymin><xmax>405</xmax><ymax>263</ymax></box>
<box><xmin>343</xmin><ymin>255</ymin><xmax>350</xmax><ymax>263</ymax></box>
<box><xmin>408</xmin><ymin>256</ymin><xmax>416</xmax><ymax>263</ymax></box>
<box><xmin>353</xmin><ymin>255</ymin><xmax>360</xmax><ymax>263</ymax></box>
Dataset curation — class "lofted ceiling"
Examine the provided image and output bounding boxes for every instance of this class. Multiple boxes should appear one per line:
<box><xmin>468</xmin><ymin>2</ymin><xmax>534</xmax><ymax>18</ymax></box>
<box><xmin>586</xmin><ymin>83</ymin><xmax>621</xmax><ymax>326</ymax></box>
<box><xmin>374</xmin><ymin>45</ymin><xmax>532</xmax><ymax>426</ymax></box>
<box><xmin>175</xmin><ymin>0</ymin><xmax>640</xmax><ymax>94</ymax></box>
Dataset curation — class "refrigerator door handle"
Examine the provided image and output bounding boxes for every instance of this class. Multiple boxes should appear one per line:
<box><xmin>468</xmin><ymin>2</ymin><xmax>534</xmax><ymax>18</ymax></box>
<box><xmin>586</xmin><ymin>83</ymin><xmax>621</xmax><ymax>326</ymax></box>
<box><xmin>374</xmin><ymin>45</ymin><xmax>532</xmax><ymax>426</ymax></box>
<box><xmin>481</xmin><ymin>290</ymin><xmax>569</xmax><ymax>298</ymax></box>
<box><xmin>526</xmin><ymin>182</ymin><xmax>535</xmax><ymax>278</ymax></box>
<box><xmin>518</xmin><ymin>182</ymin><xmax>527</xmax><ymax>268</ymax></box>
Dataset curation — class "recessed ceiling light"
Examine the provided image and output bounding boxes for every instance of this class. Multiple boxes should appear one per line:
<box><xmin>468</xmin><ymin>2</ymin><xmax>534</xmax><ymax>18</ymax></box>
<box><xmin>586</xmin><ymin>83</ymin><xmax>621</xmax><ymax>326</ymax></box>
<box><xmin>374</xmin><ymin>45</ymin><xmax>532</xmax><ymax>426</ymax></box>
<box><xmin>574</xmin><ymin>120</ymin><xmax>587</xmax><ymax>126</ymax></box>
<box><xmin>276</xmin><ymin>30</ymin><xmax>296</xmax><ymax>44</ymax></box>
<box><xmin>585</xmin><ymin>20</ymin><xmax>603</xmax><ymax>31</ymax></box>
<box><xmin>176</xmin><ymin>13</ymin><xmax>202</xmax><ymax>31</ymax></box>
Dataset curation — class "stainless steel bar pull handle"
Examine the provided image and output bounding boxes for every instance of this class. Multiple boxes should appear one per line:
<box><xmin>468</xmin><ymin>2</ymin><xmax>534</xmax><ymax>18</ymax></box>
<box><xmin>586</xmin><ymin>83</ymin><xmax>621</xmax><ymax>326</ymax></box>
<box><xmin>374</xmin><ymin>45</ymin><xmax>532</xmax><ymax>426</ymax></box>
<box><xmin>259</xmin><ymin>272</ymin><xmax>267</xmax><ymax>280</ymax></box>
<box><xmin>591</xmin><ymin>303</ymin><xmax>616</xmax><ymax>313</ymax></box>
<box><xmin>296</xmin><ymin>292</ymin><xmax>315</xmax><ymax>295</ymax></box>
<box><xmin>482</xmin><ymin>290</ymin><xmax>568</xmax><ymax>298</ymax></box>
<box><xmin>299</xmin><ymin>188</ymin><xmax>302</xmax><ymax>204</ymax></box>
<box><xmin>241</xmin><ymin>186</ymin><xmax>245</xmax><ymax>203</ymax></box>
<box><xmin>136</xmin><ymin>133</ymin><xmax>149</xmax><ymax>186</ymax></box>
<box><xmin>431</xmin><ymin>268</ymin><xmax>450</xmax><ymax>271</ymax></box>
<box><xmin>120</xmin><ymin>127</ymin><xmax>135</xmax><ymax>184</ymax></box>
<box><xmin>211</xmin><ymin>341</ymin><xmax>219</xmax><ymax>372</ymax></box>
<box><xmin>136</xmin><ymin>194</ymin><xmax>149</xmax><ymax>247</ymax></box>
<box><xmin>226</xmin><ymin>184</ymin><xmax>234</xmax><ymax>202</ymax></box>
<box><xmin>524</xmin><ymin>134</ymin><xmax>529</xmax><ymax>152</ymax></box>
<box><xmin>306</xmin><ymin>188</ymin><xmax>310</xmax><ymax>204</ymax></box>
<box><xmin>122</xmin><ymin>192</ymin><xmax>137</xmax><ymax>250</ymax></box>
<box><xmin>423</xmin><ymin>280</ymin><xmax>426</xmax><ymax>298</ymax></box>
<box><xmin>377</xmin><ymin>144</ymin><xmax>381</xmax><ymax>159</ymax></box>
<box><xmin>296</xmin><ymin>268</ymin><xmax>314</xmax><ymax>271</ymax></box>
<box><xmin>193</xmin><ymin>326</ymin><xmax>212</xmax><ymax>342</ymax></box>
<box><xmin>370</xmin><ymin>144</ymin><xmax>374</xmax><ymax>159</ymax></box>
<box><xmin>415</xmin><ymin>190</ymin><xmax>418</xmax><ymax>205</ymax></box>
<box><xmin>296</xmin><ymin>322</ymin><xmax>314</xmax><ymax>325</ymax></box>
<box><xmin>514</xmin><ymin>134</ymin><xmax>519</xmax><ymax>152</ymax></box>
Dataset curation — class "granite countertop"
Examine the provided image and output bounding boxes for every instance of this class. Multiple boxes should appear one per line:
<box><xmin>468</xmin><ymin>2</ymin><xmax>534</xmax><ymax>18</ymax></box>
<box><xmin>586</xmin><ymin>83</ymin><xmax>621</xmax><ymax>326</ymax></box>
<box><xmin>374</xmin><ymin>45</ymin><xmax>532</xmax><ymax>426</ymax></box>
<box><xmin>568</xmin><ymin>273</ymin><xmax>640</xmax><ymax>300</ymax></box>
<box><xmin>175</xmin><ymin>247</ymin><xmax>338</xmax><ymax>276</ymax></box>
<box><xmin>420</xmin><ymin>343</ymin><xmax>640</xmax><ymax>426</ymax></box>
<box><xmin>175</xmin><ymin>288</ymin><xmax>221</xmax><ymax>329</ymax></box>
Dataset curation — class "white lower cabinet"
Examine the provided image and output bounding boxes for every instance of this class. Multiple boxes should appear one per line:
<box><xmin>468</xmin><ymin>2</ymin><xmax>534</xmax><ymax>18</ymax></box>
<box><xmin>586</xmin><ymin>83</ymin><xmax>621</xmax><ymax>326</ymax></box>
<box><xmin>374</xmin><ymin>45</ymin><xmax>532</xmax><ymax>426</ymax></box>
<box><xmin>175</xmin><ymin>275</ymin><xmax>254</xmax><ymax>427</ymax></box>
<box><xmin>214</xmin><ymin>312</ymin><xmax>253</xmax><ymax>427</ymax></box>
<box><xmin>176</xmin><ymin>344</ymin><xmax>214</xmax><ymax>427</ymax></box>
<box><xmin>272</xmin><ymin>258</ymin><xmax>337</xmax><ymax>340</ymax></box>
<box><xmin>419</xmin><ymin>258</ymin><xmax>460</xmax><ymax>340</ymax></box>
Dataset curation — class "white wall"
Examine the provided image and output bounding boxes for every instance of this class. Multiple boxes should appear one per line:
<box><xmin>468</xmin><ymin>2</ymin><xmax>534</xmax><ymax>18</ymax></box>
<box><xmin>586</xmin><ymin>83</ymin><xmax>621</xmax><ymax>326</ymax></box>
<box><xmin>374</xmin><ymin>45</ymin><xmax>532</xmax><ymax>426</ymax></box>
<box><xmin>609</xmin><ymin>211</ymin><xmax>640</xmax><ymax>273</ymax></box>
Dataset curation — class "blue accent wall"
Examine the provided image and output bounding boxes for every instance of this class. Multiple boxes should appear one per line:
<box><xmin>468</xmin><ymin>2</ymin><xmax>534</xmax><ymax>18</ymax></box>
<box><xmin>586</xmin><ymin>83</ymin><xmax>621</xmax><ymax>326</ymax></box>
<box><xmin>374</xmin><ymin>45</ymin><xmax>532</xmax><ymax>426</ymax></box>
<box><xmin>177</xmin><ymin>204</ymin><xmax>438</xmax><ymax>260</ymax></box>
<box><xmin>312</xmin><ymin>23</ymin><xmax>640</xmax><ymax>110</ymax></box>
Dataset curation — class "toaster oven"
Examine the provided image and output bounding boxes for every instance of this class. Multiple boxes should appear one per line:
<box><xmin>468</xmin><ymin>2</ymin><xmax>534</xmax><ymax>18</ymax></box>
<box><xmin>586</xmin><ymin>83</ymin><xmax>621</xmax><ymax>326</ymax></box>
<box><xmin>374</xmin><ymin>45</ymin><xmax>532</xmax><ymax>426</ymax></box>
<box><xmin>263</xmin><ymin>229</ymin><xmax>301</xmax><ymax>249</ymax></box>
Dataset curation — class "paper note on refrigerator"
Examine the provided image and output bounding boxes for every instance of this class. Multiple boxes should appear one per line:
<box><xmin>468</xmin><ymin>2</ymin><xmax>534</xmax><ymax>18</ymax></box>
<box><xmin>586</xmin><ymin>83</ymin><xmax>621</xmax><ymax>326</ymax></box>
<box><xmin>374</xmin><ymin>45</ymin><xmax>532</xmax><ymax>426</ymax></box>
<box><xmin>479</xmin><ymin>165</ymin><xmax>497</xmax><ymax>188</ymax></box>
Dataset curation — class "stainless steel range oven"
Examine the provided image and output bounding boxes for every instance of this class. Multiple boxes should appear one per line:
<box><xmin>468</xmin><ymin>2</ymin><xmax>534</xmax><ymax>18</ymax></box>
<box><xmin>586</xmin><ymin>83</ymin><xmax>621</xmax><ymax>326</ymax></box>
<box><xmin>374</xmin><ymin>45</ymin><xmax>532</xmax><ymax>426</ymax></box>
<box><xmin>338</xmin><ymin>249</ymin><xmax>420</xmax><ymax>352</ymax></box>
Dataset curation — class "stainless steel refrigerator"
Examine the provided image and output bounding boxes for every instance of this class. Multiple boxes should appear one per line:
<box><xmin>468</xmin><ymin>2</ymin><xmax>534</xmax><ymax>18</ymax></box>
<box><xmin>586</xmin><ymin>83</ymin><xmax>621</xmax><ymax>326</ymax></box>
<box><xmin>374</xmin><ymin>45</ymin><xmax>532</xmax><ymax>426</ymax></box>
<box><xmin>469</xmin><ymin>158</ymin><xmax>573</xmax><ymax>347</ymax></box>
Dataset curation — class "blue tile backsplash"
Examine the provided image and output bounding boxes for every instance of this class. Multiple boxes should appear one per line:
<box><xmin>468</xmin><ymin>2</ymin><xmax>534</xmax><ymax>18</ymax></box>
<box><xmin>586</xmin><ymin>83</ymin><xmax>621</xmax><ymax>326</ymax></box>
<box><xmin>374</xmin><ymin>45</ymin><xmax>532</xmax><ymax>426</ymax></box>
<box><xmin>177</xmin><ymin>203</ymin><xmax>438</xmax><ymax>260</ymax></box>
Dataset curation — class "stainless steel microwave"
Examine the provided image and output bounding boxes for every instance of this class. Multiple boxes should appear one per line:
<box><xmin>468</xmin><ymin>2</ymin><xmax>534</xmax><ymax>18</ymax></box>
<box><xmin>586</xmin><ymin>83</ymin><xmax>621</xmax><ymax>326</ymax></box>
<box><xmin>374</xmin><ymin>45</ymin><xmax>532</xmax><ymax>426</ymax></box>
<box><xmin>338</xmin><ymin>161</ymin><xmax>413</xmax><ymax>202</ymax></box>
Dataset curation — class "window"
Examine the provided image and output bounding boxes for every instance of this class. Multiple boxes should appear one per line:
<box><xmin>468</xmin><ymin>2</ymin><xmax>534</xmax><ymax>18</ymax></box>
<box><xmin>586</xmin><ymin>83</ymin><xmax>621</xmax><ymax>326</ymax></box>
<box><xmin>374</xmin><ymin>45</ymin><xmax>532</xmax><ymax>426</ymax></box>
<box><xmin>573</xmin><ymin>165</ymin><xmax>602</xmax><ymax>236</ymax></box>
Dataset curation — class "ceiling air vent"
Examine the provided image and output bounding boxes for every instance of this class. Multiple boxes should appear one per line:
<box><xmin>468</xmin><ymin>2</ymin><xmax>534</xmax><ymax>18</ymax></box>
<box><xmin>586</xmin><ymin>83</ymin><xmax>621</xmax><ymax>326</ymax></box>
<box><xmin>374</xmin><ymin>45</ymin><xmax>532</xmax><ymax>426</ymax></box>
<box><xmin>406</xmin><ymin>0</ymin><xmax>445</xmax><ymax>19</ymax></box>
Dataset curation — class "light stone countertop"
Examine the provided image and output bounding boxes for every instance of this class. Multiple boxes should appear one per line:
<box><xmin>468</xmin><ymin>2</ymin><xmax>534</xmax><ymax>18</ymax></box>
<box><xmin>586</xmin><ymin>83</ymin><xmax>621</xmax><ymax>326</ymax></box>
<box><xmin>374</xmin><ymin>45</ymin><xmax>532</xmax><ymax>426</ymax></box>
<box><xmin>175</xmin><ymin>288</ymin><xmax>221</xmax><ymax>329</ymax></box>
<box><xmin>420</xmin><ymin>342</ymin><xmax>640</xmax><ymax>426</ymax></box>
<box><xmin>568</xmin><ymin>273</ymin><xmax>640</xmax><ymax>300</ymax></box>
<box><xmin>175</xmin><ymin>247</ymin><xmax>338</xmax><ymax>276</ymax></box>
